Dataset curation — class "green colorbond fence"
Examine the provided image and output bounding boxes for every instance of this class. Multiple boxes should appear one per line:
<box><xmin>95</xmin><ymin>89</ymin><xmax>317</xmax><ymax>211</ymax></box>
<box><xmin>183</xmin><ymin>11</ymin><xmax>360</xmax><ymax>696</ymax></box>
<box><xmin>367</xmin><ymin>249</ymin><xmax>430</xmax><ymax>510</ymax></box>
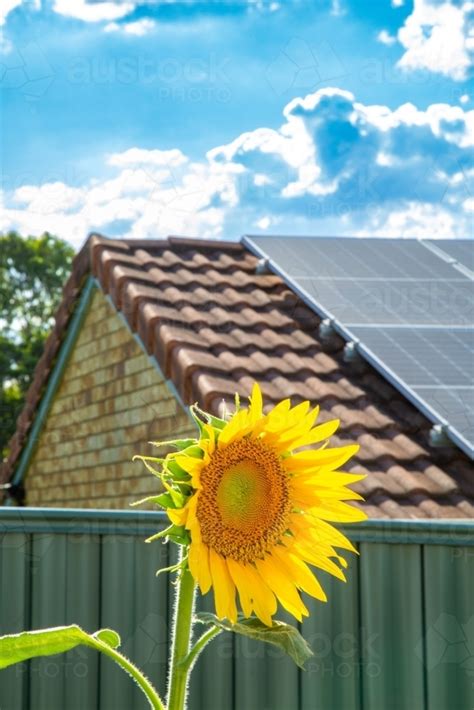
<box><xmin>0</xmin><ymin>509</ymin><xmax>473</xmax><ymax>710</ymax></box>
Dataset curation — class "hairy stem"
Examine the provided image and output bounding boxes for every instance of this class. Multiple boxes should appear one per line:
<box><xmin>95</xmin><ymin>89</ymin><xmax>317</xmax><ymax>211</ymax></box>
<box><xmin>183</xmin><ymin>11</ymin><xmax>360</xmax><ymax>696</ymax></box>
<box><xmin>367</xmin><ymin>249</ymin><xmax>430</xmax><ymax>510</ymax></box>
<box><xmin>96</xmin><ymin>639</ymin><xmax>165</xmax><ymax>710</ymax></box>
<box><xmin>180</xmin><ymin>626</ymin><xmax>222</xmax><ymax>675</ymax></box>
<box><xmin>166</xmin><ymin>560</ymin><xmax>196</xmax><ymax>710</ymax></box>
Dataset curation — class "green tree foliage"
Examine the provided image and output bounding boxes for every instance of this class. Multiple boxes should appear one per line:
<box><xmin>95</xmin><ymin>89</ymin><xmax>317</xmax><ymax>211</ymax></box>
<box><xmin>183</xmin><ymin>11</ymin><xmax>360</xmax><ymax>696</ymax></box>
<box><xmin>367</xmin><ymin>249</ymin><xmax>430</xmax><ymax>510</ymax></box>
<box><xmin>0</xmin><ymin>232</ymin><xmax>75</xmax><ymax>458</ymax></box>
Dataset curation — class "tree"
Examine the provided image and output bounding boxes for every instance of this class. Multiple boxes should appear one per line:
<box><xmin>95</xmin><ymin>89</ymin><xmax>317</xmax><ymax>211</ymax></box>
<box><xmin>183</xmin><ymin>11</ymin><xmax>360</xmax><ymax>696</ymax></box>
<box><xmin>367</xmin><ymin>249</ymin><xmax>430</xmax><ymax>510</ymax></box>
<box><xmin>0</xmin><ymin>232</ymin><xmax>75</xmax><ymax>458</ymax></box>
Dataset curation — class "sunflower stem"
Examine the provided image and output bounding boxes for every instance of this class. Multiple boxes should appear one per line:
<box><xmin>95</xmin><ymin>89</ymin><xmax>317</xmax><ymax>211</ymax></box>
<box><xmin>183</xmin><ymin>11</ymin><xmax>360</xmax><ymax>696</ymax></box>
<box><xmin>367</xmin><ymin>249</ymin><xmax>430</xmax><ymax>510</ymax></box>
<box><xmin>166</xmin><ymin>557</ymin><xmax>196</xmax><ymax>710</ymax></box>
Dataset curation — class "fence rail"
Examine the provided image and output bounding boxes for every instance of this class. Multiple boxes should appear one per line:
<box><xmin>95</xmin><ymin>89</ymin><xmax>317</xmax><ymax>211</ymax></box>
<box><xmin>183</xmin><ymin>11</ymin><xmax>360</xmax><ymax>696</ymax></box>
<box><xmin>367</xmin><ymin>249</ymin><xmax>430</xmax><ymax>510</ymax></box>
<box><xmin>1</xmin><ymin>509</ymin><xmax>473</xmax><ymax>710</ymax></box>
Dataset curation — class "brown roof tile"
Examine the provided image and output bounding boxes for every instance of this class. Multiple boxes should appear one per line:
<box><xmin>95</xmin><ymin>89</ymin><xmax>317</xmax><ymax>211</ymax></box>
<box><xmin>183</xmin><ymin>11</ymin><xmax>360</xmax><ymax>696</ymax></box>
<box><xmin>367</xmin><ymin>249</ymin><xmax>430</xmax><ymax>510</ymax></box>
<box><xmin>2</xmin><ymin>233</ymin><xmax>473</xmax><ymax>518</ymax></box>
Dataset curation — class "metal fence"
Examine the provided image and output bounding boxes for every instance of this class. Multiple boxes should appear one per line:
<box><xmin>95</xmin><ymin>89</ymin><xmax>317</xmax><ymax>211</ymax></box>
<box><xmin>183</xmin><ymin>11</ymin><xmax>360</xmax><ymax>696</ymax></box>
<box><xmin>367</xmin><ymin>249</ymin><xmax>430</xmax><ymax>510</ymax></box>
<box><xmin>0</xmin><ymin>509</ymin><xmax>473</xmax><ymax>710</ymax></box>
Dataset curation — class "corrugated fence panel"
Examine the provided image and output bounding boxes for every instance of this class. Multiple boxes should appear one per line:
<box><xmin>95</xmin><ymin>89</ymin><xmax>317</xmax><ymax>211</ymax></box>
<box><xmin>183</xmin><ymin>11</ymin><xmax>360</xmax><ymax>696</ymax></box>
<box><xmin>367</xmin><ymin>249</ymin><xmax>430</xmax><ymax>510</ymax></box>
<box><xmin>360</xmin><ymin>543</ymin><xmax>426</xmax><ymax>710</ymax></box>
<box><xmin>99</xmin><ymin>534</ymin><xmax>139</xmax><ymax>710</ymax></box>
<box><xmin>1</xmin><ymin>511</ymin><xmax>473</xmax><ymax>710</ymax></box>
<box><xmin>234</xmin><ymin>610</ymin><xmax>300</xmax><ymax>710</ymax></box>
<box><xmin>0</xmin><ymin>532</ymin><xmax>30</xmax><ymax>710</ymax></box>
<box><xmin>133</xmin><ymin>534</ymin><xmax>170</xmax><ymax>703</ymax></box>
<box><xmin>189</xmin><ymin>590</ymin><xmax>234</xmax><ymax>710</ymax></box>
<box><xmin>30</xmin><ymin>533</ymin><xmax>68</xmax><ymax>710</ymax></box>
<box><xmin>301</xmin><ymin>556</ymin><xmax>361</xmax><ymax>710</ymax></box>
<box><xmin>64</xmin><ymin>534</ymin><xmax>101</xmax><ymax>710</ymax></box>
<box><xmin>424</xmin><ymin>545</ymin><xmax>474</xmax><ymax>710</ymax></box>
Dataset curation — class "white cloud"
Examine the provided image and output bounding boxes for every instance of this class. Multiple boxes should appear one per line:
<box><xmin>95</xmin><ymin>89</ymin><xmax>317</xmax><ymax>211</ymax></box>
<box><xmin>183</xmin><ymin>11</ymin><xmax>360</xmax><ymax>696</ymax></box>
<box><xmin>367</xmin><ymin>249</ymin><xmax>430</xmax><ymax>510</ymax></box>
<box><xmin>104</xmin><ymin>18</ymin><xmax>156</xmax><ymax>35</ymax></box>
<box><xmin>2</xmin><ymin>88</ymin><xmax>473</xmax><ymax>245</ymax></box>
<box><xmin>107</xmin><ymin>147</ymin><xmax>187</xmax><ymax>168</ymax></box>
<box><xmin>355</xmin><ymin>202</ymin><xmax>460</xmax><ymax>238</ymax></box>
<box><xmin>0</xmin><ymin>0</ymin><xmax>21</xmax><ymax>25</ymax></box>
<box><xmin>463</xmin><ymin>196</ymin><xmax>474</xmax><ymax>211</ymax></box>
<box><xmin>377</xmin><ymin>29</ymin><xmax>397</xmax><ymax>46</ymax></box>
<box><xmin>53</xmin><ymin>0</ymin><xmax>135</xmax><ymax>23</ymax></box>
<box><xmin>330</xmin><ymin>0</ymin><xmax>346</xmax><ymax>17</ymax></box>
<box><xmin>460</xmin><ymin>93</ymin><xmax>470</xmax><ymax>104</ymax></box>
<box><xmin>14</xmin><ymin>182</ymin><xmax>85</xmax><ymax>213</ymax></box>
<box><xmin>396</xmin><ymin>0</ymin><xmax>474</xmax><ymax>81</ymax></box>
<box><xmin>392</xmin><ymin>0</ymin><xmax>404</xmax><ymax>6</ymax></box>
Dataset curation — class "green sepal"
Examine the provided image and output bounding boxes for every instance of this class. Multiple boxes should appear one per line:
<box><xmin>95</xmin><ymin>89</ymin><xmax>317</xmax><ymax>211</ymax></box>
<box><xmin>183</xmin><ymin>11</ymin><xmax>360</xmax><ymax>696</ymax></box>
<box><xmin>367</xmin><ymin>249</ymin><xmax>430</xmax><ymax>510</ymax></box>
<box><xmin>189</xmin><ymin>404</ymin><xmax>206</xmax><ymax>436</ymax></box>
<box><xmin>191</xmin><ymin>404</ymin><xmax>227</xmax><ymax>431</ymax></box>
<box><xmin>131</xmin><ymin>490</ymin><xmax>186</xmax><ymax>510</ymax></box>
<box><xmin>149</xmin><ymin>438</ymin><xmax>197</xmax><ymax>451</ymax></box>
<box><xmin>145</xmin><ymin>523</ymin><xmax>189</xmax><ymax>545</ymax></box>
<box><xmin>178</xmin><ymin>444</ymin><xmax>204</xmax><ymax>459</ymax></box>
<box><xmin>132</xmin><ymin>455</ymin><xmax>164</xmax><ymax>478</ymax></box>
<box><xmin>156</xmin><ymin>553</ymin><xmax>188</xmax><ymax>578</ymax></box>
<box><xmin>167</xmin><ymin>488</ymin><xmax>186</xmax><ymax>509</ymax></box>
<box><xmin>164</xmin><ymin>458</ymin><xmax>192</xmax><ymax>481</ymax></box>
<box><xmin>195</xmin><ymin>613</ymin><xmax>314</xmax><ymax>670</ymax></box>
<box><xmin>130</xmin><ymin>494</ymin><xmax>172</xmax><ymax>509</ymax></box>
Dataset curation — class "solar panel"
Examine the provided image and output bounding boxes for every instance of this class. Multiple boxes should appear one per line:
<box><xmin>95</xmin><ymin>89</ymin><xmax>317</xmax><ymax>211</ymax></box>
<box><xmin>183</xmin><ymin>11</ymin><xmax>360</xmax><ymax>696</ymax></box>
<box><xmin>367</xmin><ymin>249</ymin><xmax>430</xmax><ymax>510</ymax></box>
<box><xmin>426</xmin><ymin>239</ymin><xmax>474</xmax><ymax>272</ymax></box>
<box><xmin>294</xmin><ymin>279</ymin><xmax>472</xmax><ymax>326</ymax></box>
<box><xmin>247</xmin><ymin>236</ymin><xmax>460</xmax><ymax>279</ymax></box>
<box><xmin>351</xmin><ymin>327</ymin><xmax>473</xmax><ymax>386</ymax></box>
<box><xmin>243</xmin><ymin>235</ymin><xmax>474</xmax><ymax>458</ymax></box>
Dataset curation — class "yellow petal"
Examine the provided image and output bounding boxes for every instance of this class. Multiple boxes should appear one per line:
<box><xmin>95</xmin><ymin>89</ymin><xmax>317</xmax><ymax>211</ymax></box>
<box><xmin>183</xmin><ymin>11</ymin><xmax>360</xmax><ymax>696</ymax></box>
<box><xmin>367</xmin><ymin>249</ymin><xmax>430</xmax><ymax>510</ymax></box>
<box><xmin>209</xmin><ymin>548</ymin><xmax>237</xmax><ymax>623</ymax></box>
<box><xmin>167</xmin><ymin>507</ymin><xmax>188</xmax><ymax>526</ymax></box>
<box><xmin>292</xmin><ymin>471</ymin><xmax>366</xmax><ymax>487</ymax></box>
<box><xmin>289</xmin><ymin>419</ymin><xmax>340</xmax><ymax>450</ymax></box>
<box><xmin>272</xmin><ymin>547</ymin><xmax>327</xmax><ymax>602</ymax></box>
<box><xmin>188</xmin><ymin>540</ymin><xmax>200</xmax><ymax>580</ymax></box>
<box><xmin>218</xmin><ymin>408</ymin><xmax>252</xmax><ymax>448</ymax></box>
<box><xmin>255</xmin><ymin>554</ymin><xmax>309</xmax><ymax>622</ymax></box>
<box><xmin>202</xmin><ymin>423</ymin><xmax>216</xmax><ymax>455</ymax></box>
<box><xmin>290</xmin><ymin>514</ymin><xmax>358</xmax><ymax>554</ymax></box>
<box><xmin>226</xmin><ymin>558</ymin><xmax>253</xmax><ymax>618</ymax></box>
<box><xmin>236</xmin><ymin>563</ymin><xmax>276</xmax><ymax>627</ymax></box>
<box><xmin>184</xmin><ymin>495</ymin><xmax>201</xmax><ymax>542</ymax></box>
<box><xmin>249</xmin><ymin>382</ymin><xmax>263</xmax><ymax>423</ymax></box>
<box><xmin>309</xmin><ymin>499</ymin><xmax>368</xmax><ymax>522</ymax></box>
<box><xmin>293</xmin><ymin>542</ymin><xmax>347</xmax><ymax>581</ymax></box>
<box><xmin>174</xmin><ymin>455</ymin><xmax>204</xmax><ymax>488</ymax></box>
<box><xmin>258</xmin><ymin>399</ymin><xmax>292</xmax><ymax>434</ymax></box>
<box><xmin>198</xmin><ymin>543</ymin><xmax>212</xmax><ymax>594</ymax></box>
<box><xmin>284</xmin><ymin>444</ymin><xmax>360</xmax><ymax>472</ymax></box>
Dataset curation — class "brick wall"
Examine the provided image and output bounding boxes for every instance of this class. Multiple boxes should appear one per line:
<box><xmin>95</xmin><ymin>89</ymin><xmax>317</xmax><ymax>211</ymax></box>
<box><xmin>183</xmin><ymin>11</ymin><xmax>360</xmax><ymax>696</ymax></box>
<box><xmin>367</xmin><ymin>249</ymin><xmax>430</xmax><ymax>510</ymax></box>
<box><xmin>25</xmin><ymin>288</ymin><xmax>196</xmax><ymax>508</ymax></box>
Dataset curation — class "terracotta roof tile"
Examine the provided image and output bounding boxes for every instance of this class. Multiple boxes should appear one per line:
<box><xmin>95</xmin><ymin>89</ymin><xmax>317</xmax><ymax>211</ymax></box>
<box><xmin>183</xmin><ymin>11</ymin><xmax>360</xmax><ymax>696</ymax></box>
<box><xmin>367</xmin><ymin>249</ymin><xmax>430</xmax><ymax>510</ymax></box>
<box><xmin>2</xmin><ymin>233</ymin><xmax>473</xmax><ymax>518</ymax></box>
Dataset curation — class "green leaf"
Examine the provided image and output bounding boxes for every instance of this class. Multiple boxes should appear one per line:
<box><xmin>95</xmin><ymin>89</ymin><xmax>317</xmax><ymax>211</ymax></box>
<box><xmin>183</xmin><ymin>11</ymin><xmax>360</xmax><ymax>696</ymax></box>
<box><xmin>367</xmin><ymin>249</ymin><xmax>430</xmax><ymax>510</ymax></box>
<box><xmin>0</xmin><ymin>625</ymin><xmax>121</xmax><ymax>669</ymax></box>
<box><xmin>195</xmin><ymin>613</ymin><xmax>313</xmax><ymax>669</ymax></box>
<box><xmin>0</xmin><ymin>624</ymin><xmax>165</xmax><ymax>709</ymax></box>
<box><xmin>93</xmin><ymin>629</ymin><xmax>120</xmax><ymax>648</ymax></box>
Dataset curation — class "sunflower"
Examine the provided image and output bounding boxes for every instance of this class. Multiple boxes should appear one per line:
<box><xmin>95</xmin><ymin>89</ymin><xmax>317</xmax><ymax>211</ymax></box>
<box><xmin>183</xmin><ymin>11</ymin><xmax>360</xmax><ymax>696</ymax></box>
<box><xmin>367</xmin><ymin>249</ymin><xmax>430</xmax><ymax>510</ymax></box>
<box><xmin>140</xmin><ymin>383</ymin><xmax>366</xmax><ymax>627</ymax></box>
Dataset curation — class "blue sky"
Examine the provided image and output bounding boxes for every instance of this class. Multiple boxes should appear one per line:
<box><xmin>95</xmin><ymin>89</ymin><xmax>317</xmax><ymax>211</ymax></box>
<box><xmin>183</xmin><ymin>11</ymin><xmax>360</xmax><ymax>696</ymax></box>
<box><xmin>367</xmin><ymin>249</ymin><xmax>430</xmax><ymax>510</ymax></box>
<box><xmin>1</xmin><ymin>0</ymin><xmax>473</xmax><ymax>247</ymax></box>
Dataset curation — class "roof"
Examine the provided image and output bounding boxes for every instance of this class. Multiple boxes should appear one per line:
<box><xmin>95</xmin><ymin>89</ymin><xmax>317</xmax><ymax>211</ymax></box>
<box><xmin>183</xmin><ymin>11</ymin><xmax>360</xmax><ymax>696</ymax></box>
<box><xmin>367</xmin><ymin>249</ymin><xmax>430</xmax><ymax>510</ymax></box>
<box><xmin>2</xmin><ymin>234</ymin><xmax>473</xmax><ymax>518</ymax></box>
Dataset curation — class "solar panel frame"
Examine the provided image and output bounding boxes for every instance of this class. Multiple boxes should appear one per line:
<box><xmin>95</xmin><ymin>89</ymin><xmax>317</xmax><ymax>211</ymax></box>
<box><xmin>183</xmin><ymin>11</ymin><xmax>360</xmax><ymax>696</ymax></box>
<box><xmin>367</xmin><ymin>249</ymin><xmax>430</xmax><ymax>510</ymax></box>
<box><xmin>243</xmin><ymin>235</ymin><xmax>474</xmax><ymax>459</ymax></box>
<box><xmin>244</xmin><ymin>235</ymin><xmax>462</xmax><ymax>279</ymax></box>
<box><xmin>425</xmin><ymin>239</ymin><xmax>474</xmax><ymax>272</ymax></box>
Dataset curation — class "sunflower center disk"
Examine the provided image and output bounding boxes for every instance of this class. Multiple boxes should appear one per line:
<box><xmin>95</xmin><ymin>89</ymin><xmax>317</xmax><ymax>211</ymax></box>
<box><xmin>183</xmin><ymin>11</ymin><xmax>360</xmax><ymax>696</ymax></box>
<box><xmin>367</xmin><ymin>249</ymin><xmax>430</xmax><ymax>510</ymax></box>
<box><xmin>197</xmin><ymin>438</ymin><xmax>291</xmax><ymax>563</ymax></box>
<box><xmin>217</xmin><ymin>459</ymin><xmax>268</xmax><ymax>529</ymax></box>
